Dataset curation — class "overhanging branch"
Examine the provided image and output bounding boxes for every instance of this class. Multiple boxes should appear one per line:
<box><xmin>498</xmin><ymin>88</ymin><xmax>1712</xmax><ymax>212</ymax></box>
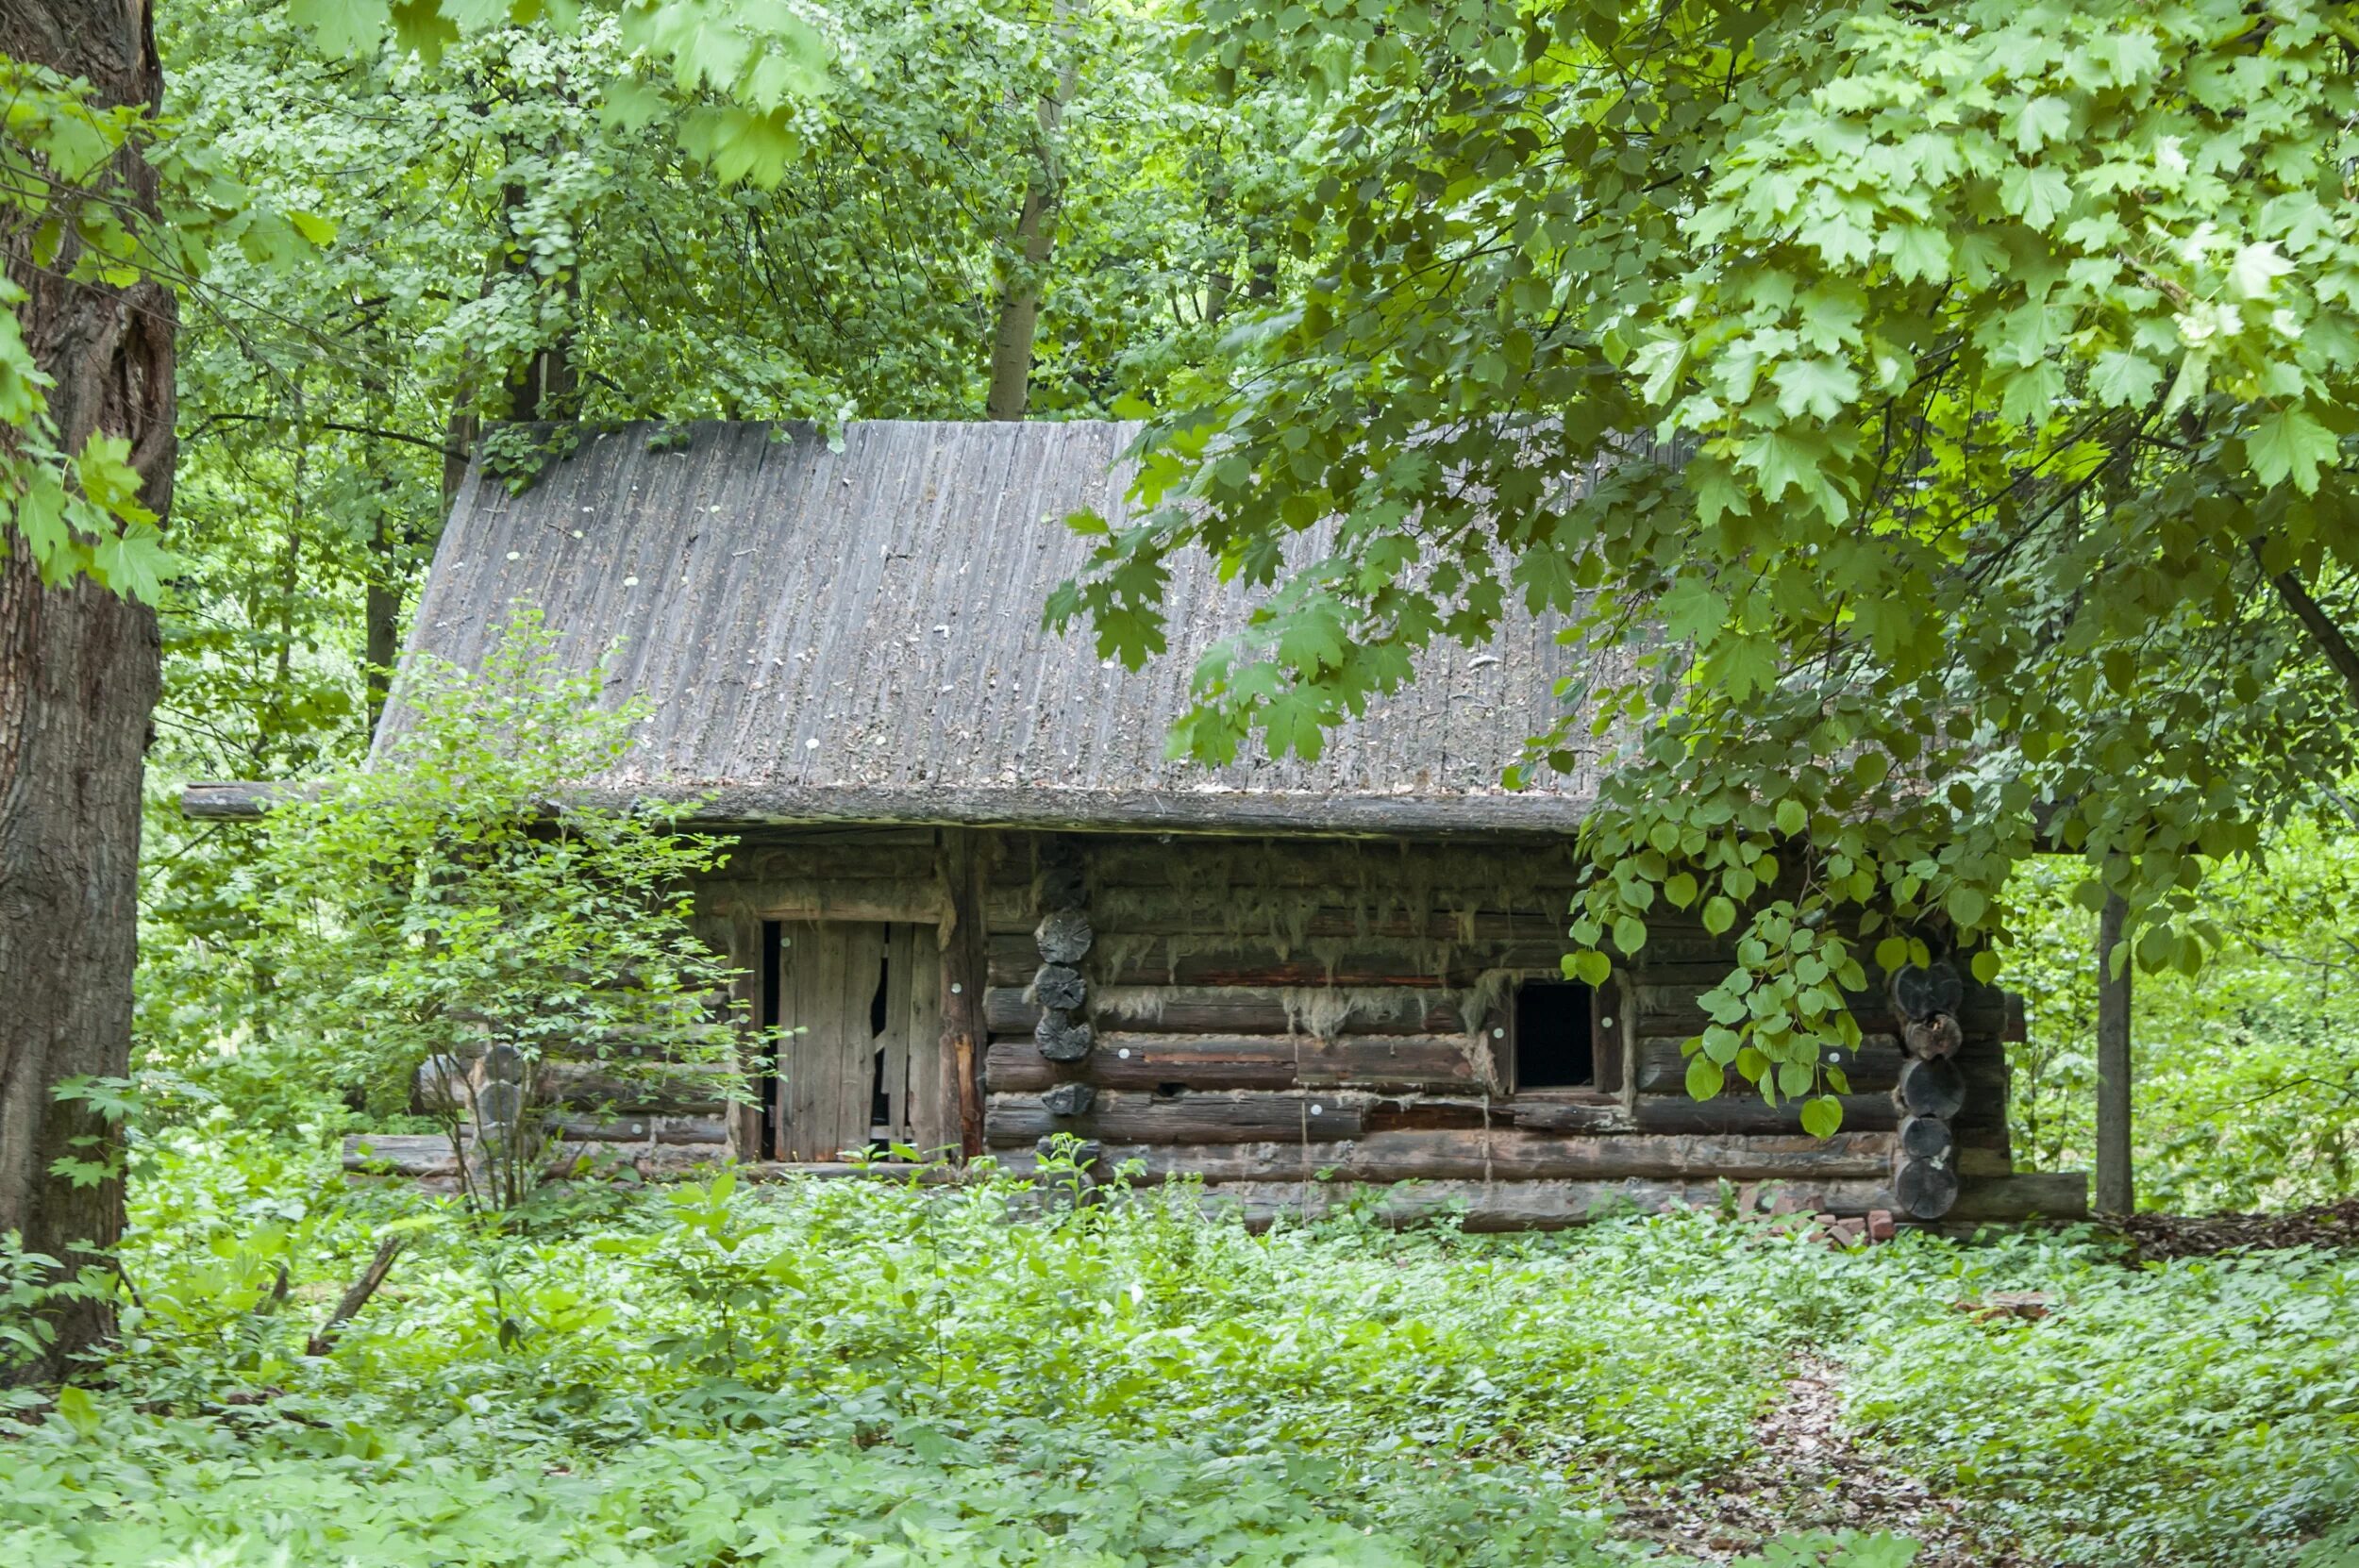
<box><xmin>2257</xmin><ymin>544</ymin><xmax>2359</xmax><ymax>713</ymax></box>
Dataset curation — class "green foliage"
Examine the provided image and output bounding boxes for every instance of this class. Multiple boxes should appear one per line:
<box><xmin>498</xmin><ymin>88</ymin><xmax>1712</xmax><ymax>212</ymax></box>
<box><xmin>1057</xmin><ymin>0</ymin><xmax>2359</xmax><ymax>1110</ymax></box>
<box><xmin>234</xmin><ymin>609</ymin><xmax>745</xmax><ymax>1209</ymax></box>
<box><xmin>2007</xmin><ymin>822</ymin><xmax>2359</xmax><ymax>1210</ymax></box>
<box><xmin>0</xmin><ymin>62</ymin><xmax>176</xmax><ymax>596</ymax></box>
<box><xmin>8</xmin><ymin>1132</ymin><xmax>2355</xmax><ymax>1564</ymax></box>
<box><xmin>1844</xmin><ymin>1243</ymin><xmax>2359</xmax><ymax>1564</ymax></box>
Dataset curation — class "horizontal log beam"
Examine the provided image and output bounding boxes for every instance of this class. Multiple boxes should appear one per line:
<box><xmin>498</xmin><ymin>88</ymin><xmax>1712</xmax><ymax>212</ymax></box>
<box><xmin>1630</xmin><ymin>985</ymin><xmax>2004</xmax><ymax>1039</ymax></box>
<box><xmin>983</xmin><ymin>898</ymin><xmax>1587</xmax><ymax>943</ymax></box>
<box><xmin>1196</xmin><ymin>1177</ymin><xmax>1897</xmax><ymax>1232</ymax></box>
<box><xmin>984</xmin><ymin>934</ymin><xmax>1583</xmax><ymax>990</ymax></box>
<box><xmin>1076</xmin><ymin>839</ymin><xmax>1585</xmax><ymax>889</ymax></box>
<box><xmin>985</xmin><ymin>1090</ymin><xmax>1369</xmax><ymax>1146</ymax></box>
<box><xmin>993</xmin><ymin>1127</ymin><xmax>1898</xmax><ymax>1183</ymax></box>
<box><xmin>1940</xmin><ymin>1170</ymin><xmax>2089</xmax><ymax>1221</ymax></box>
<box><xmin>545</xmin><ymin>1113</ymin><xmax>729</xmax><ymax>1144</ymax></box>
<box><xmin>985</xmin><ymin>1033</ymin><xmax>1485</xmax><ymax>1093</ymax></box>
<box><xmin>983</xmin><ymin>984</ymin><xmax>1474</xmax><ymax>1038</ymax></box>
<box><xmin>1507</xmin><ymin>1098</ymin><xmax>1631</xmax><ymax>1133</ymax></box>
<box><xmin>1629</xmin><ymin>1036</ymin><xmax>1906</xmax><ymax>1095</ymax></box>
<box><xmin>1629</xmin><ymin>1092</ymin><xmax>1902</xmax><ymax>1135</ymax></box>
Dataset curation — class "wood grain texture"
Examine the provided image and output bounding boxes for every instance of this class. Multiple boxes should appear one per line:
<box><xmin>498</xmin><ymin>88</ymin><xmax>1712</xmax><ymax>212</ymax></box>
<box><xmin>993</xmin><ymin>1128</ymin><xmax>1899</xmax><ymax>1182</ymax></box>
<box><xmin>984</xmin><ymin>1090</ymin><xmax>1368</xmax><ymax>1145</ymax></box>
<box><xmin>985</xmin><ymin>1032</ymin><xmax>1485</xmax><ymax>1093</ymax></box>
<box><xmin>1196</xmin><ymin>1178</ymin><xmax>1898</xmax><ymax>1232</ymax></box>
<box><xmin>984</xmin><ymin>985</ymin><xmax>1469</xmax><ymax>1037</ymax></box>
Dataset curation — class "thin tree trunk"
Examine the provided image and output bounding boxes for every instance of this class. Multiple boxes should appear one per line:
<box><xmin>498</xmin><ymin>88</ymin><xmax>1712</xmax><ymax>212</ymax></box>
<box><xmin>2094</xmin><ymin>892</ymin><xmax>2133</xmax><ymax>1216</ymax></box>
<box><xmin>985</xmin><ymin>24</ymin><xmax>1079</xmax><ymax>422</ymax></box>
<box><xmin>0</xmin><ymin>0</ymin><xmax>176</xmax><ymax>1382</ymax></box>
<box><xmin>363</xmin><ymin>519</ymin><xmax>402</xmax><ymax>739</ymax></box>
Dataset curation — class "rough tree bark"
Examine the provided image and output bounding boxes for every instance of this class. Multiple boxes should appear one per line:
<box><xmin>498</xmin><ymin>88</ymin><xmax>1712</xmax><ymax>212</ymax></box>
<box><xmin>0</xmin><ymin>0</ymin><xmax>176</xmax><ymax>1380</ymax></box>
<box><xmin>2094</xmin><ymin>891</ymin><xmax>2133</xmax><ymax>1216</ymax></box>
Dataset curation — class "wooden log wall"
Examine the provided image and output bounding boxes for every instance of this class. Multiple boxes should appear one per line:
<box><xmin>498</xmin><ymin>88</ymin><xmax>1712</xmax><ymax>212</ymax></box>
<box><xmin>963</xmin><ymin>830</ymin><xmax>2035</xmax><ymax>1216</ymax></box>
<box><xmin>372</xmin><ymin>826</ymin><xmax>2056</xmax><ymax>1221</ymax></box>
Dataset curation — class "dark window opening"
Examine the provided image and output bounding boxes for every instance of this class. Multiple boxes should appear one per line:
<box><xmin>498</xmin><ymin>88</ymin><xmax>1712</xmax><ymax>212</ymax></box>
<box><xmin>1515</xmin><ymin>981</ymin><xmax>1595</xmax><ymax>1090</ymax></box>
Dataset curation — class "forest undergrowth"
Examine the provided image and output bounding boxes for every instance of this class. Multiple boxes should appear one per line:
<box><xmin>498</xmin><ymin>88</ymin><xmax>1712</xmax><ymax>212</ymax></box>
<box><xmin>5</xmin><ymin>1127</ymin><xmax>2356</xmax><ymax>1568</ymax></box>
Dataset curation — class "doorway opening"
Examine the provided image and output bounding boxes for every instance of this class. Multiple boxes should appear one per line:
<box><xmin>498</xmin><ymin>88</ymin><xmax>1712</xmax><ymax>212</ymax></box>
<box><xmin>761</xmin><ymin>920</ymin><xmax>943</xmax><ymax>1160</ymax></box>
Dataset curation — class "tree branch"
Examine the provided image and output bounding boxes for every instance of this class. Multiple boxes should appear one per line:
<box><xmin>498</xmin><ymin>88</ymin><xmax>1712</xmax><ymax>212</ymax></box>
<box><xmin>2257</xmin><ymin>544</ymin><xmax>2359</xmax><ymax>713</ymax></box>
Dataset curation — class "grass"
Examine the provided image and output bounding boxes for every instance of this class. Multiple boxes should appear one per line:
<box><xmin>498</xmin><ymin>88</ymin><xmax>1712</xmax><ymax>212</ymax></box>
<box><xmin>5</xmin><ymin>1122</ymin><xmax>2357</xmax><ymax>1566</ymax></box>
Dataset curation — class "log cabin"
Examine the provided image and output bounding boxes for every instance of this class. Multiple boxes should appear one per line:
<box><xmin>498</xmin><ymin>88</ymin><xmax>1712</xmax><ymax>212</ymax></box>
<box><xmin>185</xmin><ymin>420</ymin><xmax>2085</xmax><ymax>1228</ymax></box>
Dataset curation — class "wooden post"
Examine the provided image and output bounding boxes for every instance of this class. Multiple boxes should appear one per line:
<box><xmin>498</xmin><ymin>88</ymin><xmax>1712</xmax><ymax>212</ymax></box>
<box><xmin>939</xmin><ymin>830</ymin><xmax>989</xmax><ymax>1160</ymax></box>
<box><xmin>2095</xmin><ymin>892</ymin><xmax>2133</xmax><ymax>1216</ymax></box>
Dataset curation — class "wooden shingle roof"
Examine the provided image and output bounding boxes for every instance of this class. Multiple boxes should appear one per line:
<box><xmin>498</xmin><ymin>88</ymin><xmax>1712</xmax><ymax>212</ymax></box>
<box><xmin>381</xmin><ymin>418</ymin><xmax>1606</xmax><ymax>834</ymax></box>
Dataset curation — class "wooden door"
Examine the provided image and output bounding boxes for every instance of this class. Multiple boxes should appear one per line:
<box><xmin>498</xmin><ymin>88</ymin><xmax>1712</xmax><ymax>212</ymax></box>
<box><xmin>773</xmin><ymin>921</ymin><xmax>945</xmax><ymax>1160</ymax></box>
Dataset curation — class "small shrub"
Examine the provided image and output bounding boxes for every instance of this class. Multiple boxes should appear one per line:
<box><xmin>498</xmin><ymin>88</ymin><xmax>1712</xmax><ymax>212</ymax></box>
<box><xmin>248</xmin><ymin>608</ymin><xmax>747</xmax><ymax>1209</ymax></box>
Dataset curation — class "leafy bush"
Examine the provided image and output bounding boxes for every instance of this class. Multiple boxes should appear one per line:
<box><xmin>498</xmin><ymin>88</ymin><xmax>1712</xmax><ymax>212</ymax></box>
<box><xmin>243</xmin><ymin>609</ymin><xmax>746</xmax><ymax>1209</ymax></box>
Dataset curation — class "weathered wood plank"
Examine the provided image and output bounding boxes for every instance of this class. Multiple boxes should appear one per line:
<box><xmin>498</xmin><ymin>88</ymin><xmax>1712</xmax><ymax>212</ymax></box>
<box><xmin>1630</xmin><ymin>1092</ymin><xmax>1903</xmax><ymax>1135</ymax></box>
<box><xmin>1508</xmin><ymin>1098</ymin><xmax>1631</xmax><ymax>1133</ymax></box>
<box><xmin>984</xmin><ymin>1032</ymin><xmax>1485</xmax><ymax>1093</ymax></box>
<box><xmin>993</xmin><ymin>1128</ymin><xmax>1898</xmax><ymax>1183</ymax></box>
<box><xmin>984</xmin><ymin>984</ymin><xmax>1470</xmax><ymax>1037</ymax></box>
<box><xmin>940</xmin><ymin>830</ymin><xmax>990</xmax><ymax>1159</ymax></box>
<box><xmin>985</xmin><ymin>933</ymin><xmax>1581</xmax><ymax>989</ymax></box>
<box><xmin>984</xmin><ymin>1090</ymin><xmax>1369</xmax><ymax>1146</ymax></box>
<box><xmin>1941</xmin><ymin>1170</ymin><xmax>2089</xmax><ymax>1221</ymax></box>
<box><xmin>1195</xmin><ymin>1177</ymin><xmax>1897</xmax><ymax>1232</ymax></box>
<box><xmin>706</xmin><ymin>877</ymin><xmax>950</xmax><ymax>925</ymax></box>
<box><xmin>1630</xmin><ymin>1036</ymin><xmax>1909</xmax><ymax>1095</ymax></box>
<box><xmin>1630</xmin><ymin>985</ymin><xmax>2004</xmax><ymax>1039</ymax></box>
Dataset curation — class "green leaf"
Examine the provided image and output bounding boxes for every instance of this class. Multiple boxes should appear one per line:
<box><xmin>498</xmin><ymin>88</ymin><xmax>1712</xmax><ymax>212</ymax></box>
<box><xmin>53</xmin><ymin>1384</ymin><xmax>100</xmax><ymax>1439</ymax></box>
<box><xmin>288</xmin><ymin>209</ymin><xmax>338</xmax><ymax>246</ymax></box>
<box><xmin>1970</xmin><ymin>949</ymin><xmax>2001</xmax><ymax>984</ymax></box>
<box><xmin>1566</xmin><ymin>949</ymin><xmax>1612</xmax><ymax>986</ymax></box>
<box><xmin>1799</xmin><ymin>1095</ymin><xmax>1844</xmax><ymax>1139</ymax></box>
<box><xmin>1770</xmin><ymin>357</ymin><xmax>1861</xmax><ymax>421</ymax></box>
<box><xmin>2012</xmin><ymin>94</ymin><xmax>2071</xmax><ymax>152</ymax></box>
<box><xmin>1684</xmin><ymin>1054</ymin><xmax>1726</xmax><ymax>1102</ymax></box>
<box><xmin>1701</xmin><ymin>895</ymin><xmax>1736</xmax><ymax>936</ymax></box>
<box><xmin>289</xmin><ymin>0</ymin><xmax>391</xmax><ymax>55</ymax></box>
<box><xmin>1611</xmin><ymin>915</ymin><xmax>1648</xmax><ymax>955</ymax></box>
<box><xmin>2228</xmin><ymin>242</ymin><xmax>2292</xmax><ymax>301</ymax></box>
<box><xmin>1775</xmin><ymin>798</ymin><xmax>1808</xmax><ymax>837</ymax></box>
<box><xmin>2089</xmin><ymin>350</ymin><xmax>2160</xmax><ymax>409</ymax></box>
<box><xmin>2246</xmin><ymin>406</ymin><xmax>2337</xmax><ymax>495</ymax></box>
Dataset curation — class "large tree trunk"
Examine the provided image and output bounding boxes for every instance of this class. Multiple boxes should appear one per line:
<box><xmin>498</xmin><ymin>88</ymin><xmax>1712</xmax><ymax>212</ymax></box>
<box><xmin>0</xmin><ymin>0</ymin><xmax>176</xmax><ymax>1381</ymax></box>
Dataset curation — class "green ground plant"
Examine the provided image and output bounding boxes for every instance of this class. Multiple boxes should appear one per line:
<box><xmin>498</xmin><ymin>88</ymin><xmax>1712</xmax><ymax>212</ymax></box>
<box><xmin>4</xmin><ymin>1133</ymin><xmax>2353</xmax><ymax>1567</ymax></box>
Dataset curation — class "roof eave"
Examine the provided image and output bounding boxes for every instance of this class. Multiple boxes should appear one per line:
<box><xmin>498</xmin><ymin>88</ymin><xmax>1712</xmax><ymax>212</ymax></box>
<box><xmin>178</xmin><ymin>779</ymin><xmax>1591</xmax><ymax>839</ymax></box>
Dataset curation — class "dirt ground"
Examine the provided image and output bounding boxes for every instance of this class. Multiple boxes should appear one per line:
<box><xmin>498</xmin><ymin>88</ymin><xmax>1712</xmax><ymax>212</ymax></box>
<box><xmin>1611</xmin><ymin>1354</ymin><xmax>2033</xmax><ymax>1565</ymax></box>
<box><xmin>2117</xmin><ymin>1198</ymin><xmax>2359</xmax><ymax>1260</ymax></box>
